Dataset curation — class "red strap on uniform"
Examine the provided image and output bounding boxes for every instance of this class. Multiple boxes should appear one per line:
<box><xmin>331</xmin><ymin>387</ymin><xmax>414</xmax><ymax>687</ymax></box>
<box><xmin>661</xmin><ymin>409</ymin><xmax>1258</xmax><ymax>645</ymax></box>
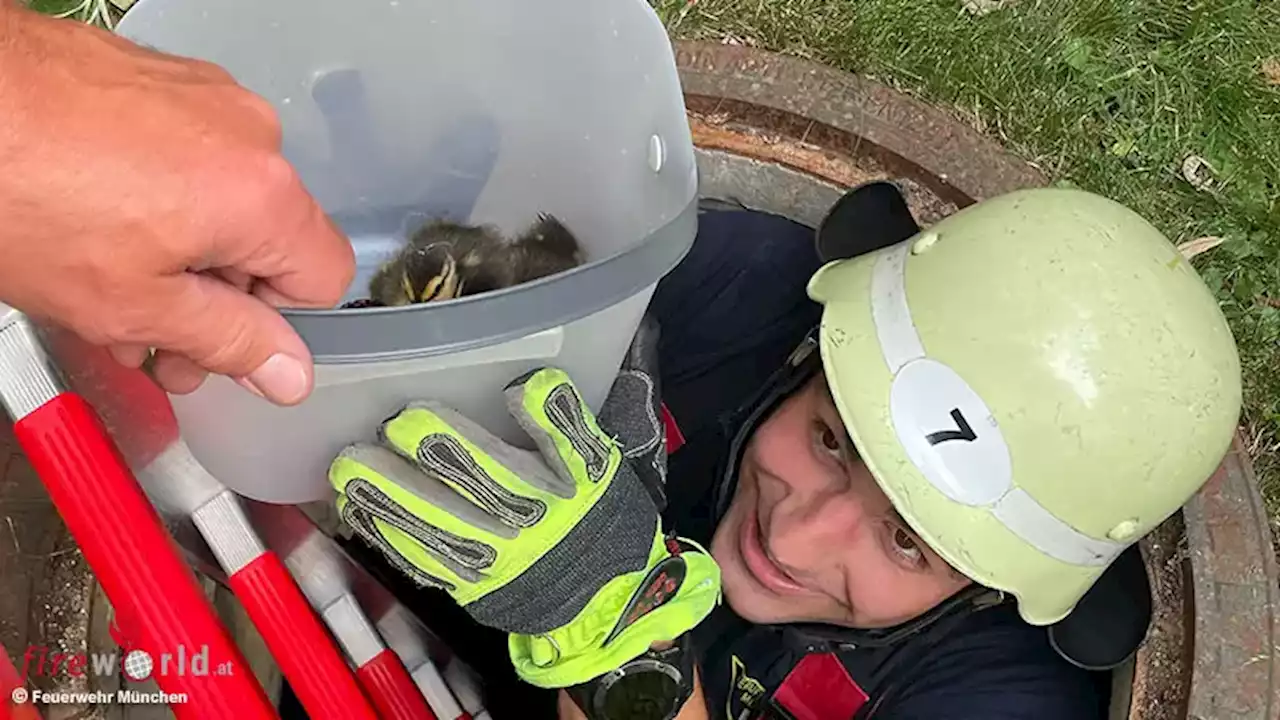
<box><xmin>661</xmin><ymin>402</ymin><xmax>685</xmax><ymax>454</ymax></box>
<box><xmin>770</xmin><ymin>653</ymin><xmax>868</xmax><ymax>720</ymax></box>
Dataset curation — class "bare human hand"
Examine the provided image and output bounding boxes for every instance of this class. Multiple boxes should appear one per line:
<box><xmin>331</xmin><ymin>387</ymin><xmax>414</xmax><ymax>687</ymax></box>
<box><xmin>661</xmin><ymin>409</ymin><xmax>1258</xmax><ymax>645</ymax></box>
<box><xmin>0</xmin><ymin>4</ymin><xmax>354</xmax><ymax>405</ymax></box>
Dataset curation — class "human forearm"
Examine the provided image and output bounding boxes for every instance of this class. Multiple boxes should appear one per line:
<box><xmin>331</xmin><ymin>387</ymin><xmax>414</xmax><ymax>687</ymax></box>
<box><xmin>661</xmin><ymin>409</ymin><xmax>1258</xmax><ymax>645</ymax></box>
<box><xmin>0</xmin><ymin>0</ymin><xmax>24</xmax><ymax>55</ymax></box>
<box><xmin>0</xmin><ymin>0</ymin><xmax>35</xmax><ymax>48</ymax></box>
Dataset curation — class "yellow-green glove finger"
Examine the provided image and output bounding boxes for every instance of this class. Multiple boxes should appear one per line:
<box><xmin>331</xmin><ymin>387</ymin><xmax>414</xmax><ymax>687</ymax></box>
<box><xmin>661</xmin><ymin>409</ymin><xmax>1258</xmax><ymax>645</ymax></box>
<box><xmin>380</xmin><ymin>401</ymin><xmax>576</xmax><ymax>528</ymax></box>
<box><xmin>334</xmin><ymin>490</ymin><xmax>472</xmax><ymax>592</ymax></box>
<box><xmin>330</xmin><ymin>443</ymin><xmax>516</xmax><ymax>587</ymax></box>
<box><xmin>502</xmin><ymin>368</ymin><xmax>622</xmax><ymax>495</ymax></box>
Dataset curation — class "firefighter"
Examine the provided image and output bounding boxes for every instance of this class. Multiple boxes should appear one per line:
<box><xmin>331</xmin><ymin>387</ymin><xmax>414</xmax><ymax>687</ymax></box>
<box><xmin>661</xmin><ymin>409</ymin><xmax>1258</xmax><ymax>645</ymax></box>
<box><xmin>329</xmin><ymin>182</ymin><xmax>1241</xmax><ymax>720</ymax></box>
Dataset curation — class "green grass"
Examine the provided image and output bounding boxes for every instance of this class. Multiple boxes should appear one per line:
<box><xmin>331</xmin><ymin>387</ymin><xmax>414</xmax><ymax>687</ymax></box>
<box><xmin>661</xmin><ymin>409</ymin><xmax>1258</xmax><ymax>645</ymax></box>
<box><xmin>26</xmin><ymin>0</ymin><xmax>122</xmax><ymax>28</ymax></box>
<box><xmin>655</xmin><ymin>0</ymin><xmax>1280</xmax><ymax>528</ymax></box>
<box><xmin>26</xmin><ymin>0</ymin><xmax>1280</xmax><ymax>529</ymax></box>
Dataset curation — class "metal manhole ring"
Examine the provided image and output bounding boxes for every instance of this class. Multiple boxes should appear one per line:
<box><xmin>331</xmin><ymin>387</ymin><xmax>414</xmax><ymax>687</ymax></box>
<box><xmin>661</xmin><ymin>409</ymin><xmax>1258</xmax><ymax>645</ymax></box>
<box><xmin>674</xmin><ymin>40</ymin><xmax>1048</xmax><ymax>204</ymax></box>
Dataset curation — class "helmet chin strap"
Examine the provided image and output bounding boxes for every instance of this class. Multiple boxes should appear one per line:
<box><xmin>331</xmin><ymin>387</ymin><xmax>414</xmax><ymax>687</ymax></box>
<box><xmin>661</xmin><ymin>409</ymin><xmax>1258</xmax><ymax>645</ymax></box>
<box><xmin>709</xmin><ymin>329</ymin><xmax>1009</xmax><ymax>650</ymax></box>
<box><xmin>783</xmin><ymin>585</ymin><xmax>1007</xmax><ymax>652</ymax></box>
<box><xmin>710</xmin><ymin>328</ymin><xmax>823</xmax><ymax>523</ymax></box>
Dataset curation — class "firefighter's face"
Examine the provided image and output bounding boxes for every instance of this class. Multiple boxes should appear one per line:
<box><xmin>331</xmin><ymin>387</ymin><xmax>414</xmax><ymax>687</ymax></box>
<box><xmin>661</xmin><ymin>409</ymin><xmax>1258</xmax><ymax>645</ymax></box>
<box><xmin>711</xmin><ymin>373</ymin><xmax>971</xmax><ymax>628</ymax></box>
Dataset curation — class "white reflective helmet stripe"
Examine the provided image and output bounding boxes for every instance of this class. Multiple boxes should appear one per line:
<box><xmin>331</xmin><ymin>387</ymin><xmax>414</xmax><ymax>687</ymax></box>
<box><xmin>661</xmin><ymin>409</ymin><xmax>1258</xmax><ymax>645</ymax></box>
<box><xmin>992</xmin><ymin>489</ymin><xmax>1122</xmax><ymax>565</ymax></box>
<box><xmin>870</xmin><ymin>241</ymin><xmax>926</xmax><ymax>371</ymax></box>
<box><xmin>867</xmin><ymin>242</ymin><xmax>1126</xmax><ymax>568</ymax></box>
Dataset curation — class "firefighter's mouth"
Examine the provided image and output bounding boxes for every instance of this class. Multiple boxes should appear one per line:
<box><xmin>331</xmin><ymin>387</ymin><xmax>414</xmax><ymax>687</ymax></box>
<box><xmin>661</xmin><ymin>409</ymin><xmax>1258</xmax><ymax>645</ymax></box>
<box><xmin>739</xmin><ymin>510</ymin><xmax>807</xmax><ymax>596</ymax></box>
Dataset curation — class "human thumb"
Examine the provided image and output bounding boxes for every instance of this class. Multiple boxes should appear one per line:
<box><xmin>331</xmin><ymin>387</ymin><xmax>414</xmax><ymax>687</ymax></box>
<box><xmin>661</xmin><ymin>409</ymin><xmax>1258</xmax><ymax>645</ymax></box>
<box><xmin>147</xmin><ymin>274</ymin><xmax>315</xmax><ymax>405</ymax></box>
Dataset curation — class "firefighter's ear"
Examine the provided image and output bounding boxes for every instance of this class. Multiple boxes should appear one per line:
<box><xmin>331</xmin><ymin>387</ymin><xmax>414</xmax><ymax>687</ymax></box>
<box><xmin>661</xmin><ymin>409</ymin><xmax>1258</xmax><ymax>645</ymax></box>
<box><xmin>815</xmin><ymin>181</ymin><xmax>921</xmax><ymax>262</ymax></box>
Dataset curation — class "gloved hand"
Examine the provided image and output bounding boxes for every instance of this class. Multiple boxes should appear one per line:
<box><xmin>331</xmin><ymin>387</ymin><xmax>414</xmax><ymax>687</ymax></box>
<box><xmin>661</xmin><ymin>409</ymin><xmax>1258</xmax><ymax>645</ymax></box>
<box><xmin>328</xmin><ymin>343</ymin><xmax>720</xmax><ymax>688</ymax></box>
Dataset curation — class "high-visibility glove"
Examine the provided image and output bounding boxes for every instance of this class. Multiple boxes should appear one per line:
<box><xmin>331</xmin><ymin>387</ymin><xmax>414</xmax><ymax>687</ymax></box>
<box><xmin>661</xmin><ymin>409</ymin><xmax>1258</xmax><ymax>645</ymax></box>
<box><xmin>328</xmin><ymin>363</ymin><xmax>721</xmax><ymax>689</ymax></box>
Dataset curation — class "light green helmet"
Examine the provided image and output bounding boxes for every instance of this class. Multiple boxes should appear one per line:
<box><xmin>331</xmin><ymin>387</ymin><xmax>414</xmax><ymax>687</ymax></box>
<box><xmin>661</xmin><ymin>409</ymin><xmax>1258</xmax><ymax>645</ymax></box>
<box><xmin>806</xmin><ymin>187</ymin><xmax>1242</xmax><ymax>626</ymax></box>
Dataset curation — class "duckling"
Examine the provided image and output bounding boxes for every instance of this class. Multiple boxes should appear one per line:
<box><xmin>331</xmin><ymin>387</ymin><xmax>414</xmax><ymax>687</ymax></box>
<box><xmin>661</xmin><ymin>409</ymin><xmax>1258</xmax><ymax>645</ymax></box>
<box><xmin>355</xmin><ymin>213</ymin><xmax>584</xmax><ymax>308</ymax></box>
<box><xmin>367</xmin><ymin>237</ymin><xmax>464</xmax><ymax>307</ymax></box>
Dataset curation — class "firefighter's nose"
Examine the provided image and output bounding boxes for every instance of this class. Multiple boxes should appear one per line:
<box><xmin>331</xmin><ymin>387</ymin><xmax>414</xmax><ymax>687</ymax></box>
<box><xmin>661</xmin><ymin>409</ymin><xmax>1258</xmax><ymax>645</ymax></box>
<box><xmin>769</xmin><ymin>491</ymin><xmax>868</xmax><ymax>573</ymax></box>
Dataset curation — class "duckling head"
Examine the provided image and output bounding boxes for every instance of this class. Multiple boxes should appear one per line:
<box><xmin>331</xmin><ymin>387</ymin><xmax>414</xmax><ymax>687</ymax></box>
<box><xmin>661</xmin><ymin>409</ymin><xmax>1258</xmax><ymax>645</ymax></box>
<box><xmin>370</xmin><ymin>242</ymin><xmax>462</xmax><ymax>306</ymax></box>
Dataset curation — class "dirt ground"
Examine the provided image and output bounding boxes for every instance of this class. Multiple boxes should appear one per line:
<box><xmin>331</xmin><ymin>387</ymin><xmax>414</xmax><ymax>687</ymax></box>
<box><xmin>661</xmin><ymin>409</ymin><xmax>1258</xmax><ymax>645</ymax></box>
<box><xmin>1129</xmin><ymin>516</ymin><xmax>1193</xmax><ymax>720</ymax></box>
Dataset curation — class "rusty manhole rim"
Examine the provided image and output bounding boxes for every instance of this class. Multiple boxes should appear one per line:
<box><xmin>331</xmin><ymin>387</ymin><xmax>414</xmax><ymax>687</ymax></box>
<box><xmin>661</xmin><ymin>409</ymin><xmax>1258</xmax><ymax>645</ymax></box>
<box><xmin>674</xmin><ymin>39</ymin><xmax>1279</xmax><ymax>720</ymax></box>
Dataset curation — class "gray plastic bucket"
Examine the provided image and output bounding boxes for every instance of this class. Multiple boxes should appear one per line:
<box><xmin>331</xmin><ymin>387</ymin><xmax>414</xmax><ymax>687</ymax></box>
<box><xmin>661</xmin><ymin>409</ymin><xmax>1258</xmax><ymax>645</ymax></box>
<box><xmin>115</xmin><ymin>0</ymin><xmax>698</xmax><ymax>504</ymax></box>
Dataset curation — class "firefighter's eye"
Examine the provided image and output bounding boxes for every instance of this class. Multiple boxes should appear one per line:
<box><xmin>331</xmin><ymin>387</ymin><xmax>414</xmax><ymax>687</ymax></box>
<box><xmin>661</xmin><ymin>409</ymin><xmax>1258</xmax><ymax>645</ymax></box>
<box><xmin>887</xmin><ymin>524</ymin><xmax>925</xmax><ymax>570</ymax></box>
<box><xmin>813</xmin><ymin>420</ymin><xmax>843</xmax><ymax>461</ymax></box>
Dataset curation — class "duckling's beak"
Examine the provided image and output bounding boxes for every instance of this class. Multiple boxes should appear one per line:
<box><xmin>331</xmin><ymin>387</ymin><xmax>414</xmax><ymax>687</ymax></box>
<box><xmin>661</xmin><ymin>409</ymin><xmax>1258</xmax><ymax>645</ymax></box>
<box><xmin>402</xmin><ymin>244</ymin><xmax>462</xmax><ymax>303</ymax></box>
